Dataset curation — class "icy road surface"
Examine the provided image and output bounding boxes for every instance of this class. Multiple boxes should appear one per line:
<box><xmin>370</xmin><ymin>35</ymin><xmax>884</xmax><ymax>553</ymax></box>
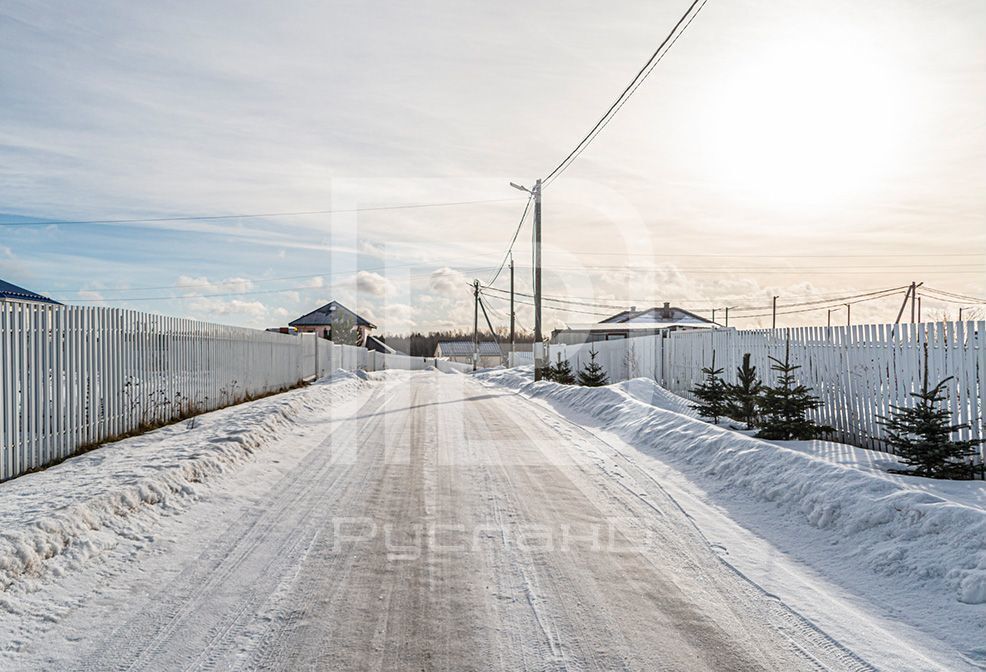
<box><xmin>2</xmin><ymin>371</ymin><xmax>873</xmax><ymax>671</ymax></box>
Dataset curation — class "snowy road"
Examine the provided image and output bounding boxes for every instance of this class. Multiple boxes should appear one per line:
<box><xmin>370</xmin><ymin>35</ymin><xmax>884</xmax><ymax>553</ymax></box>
<box><xmin>3</xmin><ymin>371</ymin><xmax>874</xmax><ymax>671</ymax></box>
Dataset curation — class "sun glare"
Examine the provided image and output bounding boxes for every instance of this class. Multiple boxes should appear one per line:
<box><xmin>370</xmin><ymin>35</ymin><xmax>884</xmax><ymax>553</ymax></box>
<box><xmin>703</xmin><ymin>32</ymin><xmax>908</xmax><ymax>209</ymax></box>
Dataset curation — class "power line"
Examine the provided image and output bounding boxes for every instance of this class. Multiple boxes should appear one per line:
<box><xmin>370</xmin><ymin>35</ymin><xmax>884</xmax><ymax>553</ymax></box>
<box><xmin>543</xmin><ymin>0</ymin><xmax>709</xmax><ymax>187</ymax></box>
<box><xmin>923</xmin><ymin>286</ymin><xmax>986</xmax><ymax>304</ymax></box>
<box><xmin>48</xmin><ymin>261</ymin><xmax>497</xmax><ymax>295</ymax></box>
<box><xmin>561</xmin><ymin>251</ymin><xmax>986</xmax><ymax>259</ymax></box>
<box><xmin>509</xmin><ymin>263</ymin><xmax>984</xmax><ymax>276</ymax></box>
<box><xmin>0</xmin><ymin>197</ymin><xmax>521</xmax><ymax>228</ymax></box>
<box><xmin>481</xmin><ymin>285</ymin><xmax>631</xmax><ymax>311</ymax></box>
<box><xmin>486</xmin><ymin>194</ymin><xmax>533</xmax><ymax>287</ymax></box>
<box><xmin>729</xmin><ymin>289</ymin><xmax>906</xmax><ymax>319</ymax></box>
<box><xmin>68</xmin><ymin>266</ymin><xmax>499</xmax><ymax>303</ymax></box>
<box><xmin>485</xmin><ymin>283</ymin><xmax>909</xmax><ymax>314</ymax></box>
<box><xmin>481</xmin><ymin>290</ymin><xmax>616</xmax><ymax>318</ymax></box>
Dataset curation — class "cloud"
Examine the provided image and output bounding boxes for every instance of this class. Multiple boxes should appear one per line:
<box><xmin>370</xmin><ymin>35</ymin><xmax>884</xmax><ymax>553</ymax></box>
<box><xmin>188</xmin><ymin>297</ymin><xmax>268</xmax><ymax>319</ymax></box>
<box><xmin>376</xmin><ymin>302</ymin><xmax>417</xmax><ymax>332</ymax></box>
<box><xmin>77</xmin><ymin>289</ymin><xmax>105</xmax><ymax>303</ymax></box>
<box><xmin>176</xmin><ymin>275</ymin><xmax>253</xmax><ymax>296</ymax></box>
<box><xmin>300</xmin><ymin>275</ymin><xmax>324</xmax><ymax>289</ymax></box>
<box><xmin>356</xmin><ymin>270</ymin><xmax>395</xmax><ymax>297</ymax></box>
<box><xmin>429</xmin><ymin>267</ymin><xmax>465</xmax><ymax>295</ymax></box>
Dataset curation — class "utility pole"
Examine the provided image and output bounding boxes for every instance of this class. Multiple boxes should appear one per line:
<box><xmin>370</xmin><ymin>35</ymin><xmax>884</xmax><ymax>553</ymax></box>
<box><xmin>472</xmin><ymin>279</ymin><xmax>480</xmax><ymax>371</ymax></box>
<box><xmin>959</xmin><ymin>307</ymin><xmax>964</xmax><ymax>322</ymax></box>
<box><xmin>895</xmin><ymin>284</ymin><xmax>913</xmax><ymax>325</ymax></box>
<box><xmin>911</xmin><ymin>281</ymin><xmax>917</xmax><ymax>323</ymax></box>
<box><xmin>509</xmin><ymin>255</ymin><xmax>515</xmax><ymax>362</ymax></box>
<box><xmin>827</xmin><ymin>309</ymin><xmax>832</xmax><ymax>328</ymax></box>
<box><xmin>711</xmin><ymin>308</ymin><xmax>716</xmax><ymax>326</ymax></box>
<box><xmin>724</xmin><ymin>307</ymin><xmax>729</xmax><ymax>328</ymax></box>
<box><xmin>772</xmin><ymin>296</ymin><xmax>778</xmax><ymax>329</ymax></box>
<box><xmin>533</xmin><ymin>179</ymin><xmax>544</xmax><ymax>380</ymax></box>
<box><xmin>846</xmin><ymin>303</ymin><xmax>851</xmax><ymax>327</ymax></box>
<box><xmin>918</xmin><ymin>296</ymin><xmax>922</xmax><ymax>323</ymax></box>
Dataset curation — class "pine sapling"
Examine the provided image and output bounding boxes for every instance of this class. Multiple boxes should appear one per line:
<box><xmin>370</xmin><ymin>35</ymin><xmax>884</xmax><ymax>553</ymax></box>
<box><xmin>550</xmin><ymin>356</ymin><xmax>576</xmax><ymax>385</ymax></box>
<box><xmin>757</xmin><ymin>338</ymin><xmax>827</xmax><ymax>440</ymax></box>
<box><xmin>577</xmin><ymin>348</ymin><xmax>609</xmax><ymax>387</ymax></box>
<box><xmin>878</xmin><ymin>343</ymin><xmax>982</xmax><ymax>479</ymax></box>
<box><xmin>689</xmin><ymin>350</ymin><xmax>729</xmax><ymax>424</ymax></box>
<box><xmin>727</xmin><ymin>353</ymin><xmax>762</xmax><ymax>429</ymax></box>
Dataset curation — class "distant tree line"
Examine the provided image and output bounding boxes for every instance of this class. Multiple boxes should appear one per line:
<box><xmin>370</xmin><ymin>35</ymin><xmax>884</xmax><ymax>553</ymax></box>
<box><xmin>379</xmin><ymin>329</ymin><xmax>535</xmax><ymax>357</ymax></box>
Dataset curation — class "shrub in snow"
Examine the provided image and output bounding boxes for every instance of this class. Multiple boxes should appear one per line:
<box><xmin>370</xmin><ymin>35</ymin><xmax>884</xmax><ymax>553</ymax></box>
<box><xmin>550</xmin><ymin>357</ymin><xmax>576</xmax><ymax>385</ymax></box>
<box><xmin>689</xmin><ymin>350</ymin><xmax>729</xmax><ymax>425</ymax></box>
<box><xmin>577</xmin><ymin>349</ymin><xmax>609</xmax><ymax>387</ymax></box>
<box><xmin>757</xmin><ymin>339</ymin><xmax>829</xmax><ymax>440</ymax></box>
<box><xmin>878</xmin><ymin>346</ymin><xmax>982</xmax><ymax>479</ymax></box>
<box><xmin>727</xmin><ymin>353</ymin><xmax>762</xmax><ymax>429</ymax></box>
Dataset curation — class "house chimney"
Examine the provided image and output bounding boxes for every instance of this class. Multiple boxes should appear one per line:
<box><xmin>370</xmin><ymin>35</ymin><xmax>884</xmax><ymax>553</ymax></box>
<box><xmin>630</xmin><ymin>305</ymin><xmax>636</xmax><ymax>313</ymax></box>
<box><xmin>662</xmin><ymin>302</ymin><xmax>672</xmax><ymax>319</ymax></box>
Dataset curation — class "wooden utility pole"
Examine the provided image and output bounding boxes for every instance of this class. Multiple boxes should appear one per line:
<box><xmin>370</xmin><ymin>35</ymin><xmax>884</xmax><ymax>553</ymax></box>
<box><xmin>533</xmin><ymin>179</ymin><xmax>544</xmax><ymax>380</ymax></box>
<box><xmin>827</xmin><ymin>309</ymin><xmax>832</xmax><ymax>328</ymax></box>
<box><xmin>918</xmin><ymin>296</ymin><xmax>922</xmax><ymax>323</ymax></box>
<box><xmin>472</xmin><ymin>279</ymin><xmax>480</xmax><ymax>371</ymax></box>
<box><xmin>846</xmin><ymin>303</ymin><xmax>851</xmax><ymax>327</ymax></box>
<box><xmin>911</xmin><ymin>281</ymin><xmax>917</xmax><ymax>323</ymax></box>
<box><xmin>509</xmin><ymin>255</ymin><xmax>515</xmax><ymax>361</ymax></box>
<box><xmin>711</xmin><ymin>308</ymin><xmax>716</xmax><ymax>325</ymax></box>
<box><xmin>772</xmin><ymin>296</ymin><xmax>778</xmax><ymax>329</ymax></box>
<box><xmin>724</xmin><ymin>307</ymin><xmax>729</xmax><ymax>328</ymax></box>
<box><xmin>895</xmin><ymin>283</ymin><xmax>913</xmax><ymax>325</ymax></box>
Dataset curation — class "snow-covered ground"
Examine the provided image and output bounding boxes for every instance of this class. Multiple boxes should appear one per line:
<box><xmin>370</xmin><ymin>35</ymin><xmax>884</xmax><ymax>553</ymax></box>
<box><xmin>2</xmin><ymin>366</ymin><xmax>982</xmax><ymax>670</ymax></box>
<box><xmin>0</xmin><ymin>370</ymin><xmax>369</xmax><ymax>608</ymax></box>
<box><xmin>477</xmin><ymin>367</ymin><xmax>986</xmax><ymax>670</ymax></box>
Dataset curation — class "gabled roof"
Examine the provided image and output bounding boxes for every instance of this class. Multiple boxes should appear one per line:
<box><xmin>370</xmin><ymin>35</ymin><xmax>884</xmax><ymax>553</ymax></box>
<box><xmin>564</xmin><ymin>322</ymin><xmax>715</xmax><ymax>331</ymax></box>
<box><xmin>289</xmin><ymin>300</ymin><xmax>376</xmax><ymax>329</ymax></box>
<box><xmin>366</xmin><ymin>334</ymin><xmax>398</xmax><ymax>354</ymax></box>
<box><xmin>600</xmin><ymin>303</ymin><xmax>712</xmax><ymax>325</ymax></box>
<box><xmin>435</xmin><ymin>341</ymin><xmax>503</xmax><ymax>357</ymax></box>
<box><xmin>0</xmin><ymin>278</ymin><xmax>61</xmax><ymax>305</ymax></box>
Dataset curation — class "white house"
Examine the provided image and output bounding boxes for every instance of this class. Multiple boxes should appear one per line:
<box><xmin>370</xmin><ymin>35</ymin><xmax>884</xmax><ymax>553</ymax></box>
<box><xmin>551</xmin><ymin>302</ymin><xmax>716</xmax><ymax>345</ymax></box>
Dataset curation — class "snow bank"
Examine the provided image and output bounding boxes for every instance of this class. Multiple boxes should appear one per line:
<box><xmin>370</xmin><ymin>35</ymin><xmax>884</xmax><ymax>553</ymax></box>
<box><xmin>479</xmin><ymin>368</ymin><xmax>986</xmax><ymax>606</ymax></box>
<box><xmin>0</xmin><ymin>371</ymin><xmax>366</xmax><ymax>593</ymax></box>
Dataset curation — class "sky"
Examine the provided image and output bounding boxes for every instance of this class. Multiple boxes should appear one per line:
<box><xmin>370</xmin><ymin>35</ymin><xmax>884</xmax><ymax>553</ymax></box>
<box><xmin>1</xmin><ymin>0</ymin><xmax>984</xmax><ymax>334</ymax></box>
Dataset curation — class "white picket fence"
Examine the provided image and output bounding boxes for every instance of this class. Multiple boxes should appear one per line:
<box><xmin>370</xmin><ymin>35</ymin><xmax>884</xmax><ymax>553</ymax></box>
<box><xmin>546</xmin><ymin>322</ymin><xmax>985</xmax><ymax>463</ymax></box>
<box><xmin>0</xmin><ymin>300</ymin><xmax>468</xmax><ymax>481</ymax></box>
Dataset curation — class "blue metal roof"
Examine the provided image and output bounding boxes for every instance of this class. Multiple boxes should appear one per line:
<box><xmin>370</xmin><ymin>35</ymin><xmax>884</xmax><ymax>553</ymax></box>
<box><xmin>0</xmin><ymin>278</ymin><xmax>61</xmax><ymax>304</ymax></box>
<box><xmin>436</xmin><ymin>341</ymin><xmax>503</xmax><ymax>357</ymax></box>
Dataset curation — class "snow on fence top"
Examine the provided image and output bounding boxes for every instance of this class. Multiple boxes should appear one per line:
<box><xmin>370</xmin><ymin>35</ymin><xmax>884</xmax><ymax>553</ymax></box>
<box><xmin>547</xmin><ymin>321</ymin><xmax>985</xmax><ymax>464</ymax></box>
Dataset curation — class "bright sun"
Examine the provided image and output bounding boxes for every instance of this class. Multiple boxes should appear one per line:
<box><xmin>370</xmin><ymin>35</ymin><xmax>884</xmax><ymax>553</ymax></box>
<box><xmin>702</xmin><ymin>31</ymin><xmax>908</xmax><ymax>209</ymax></box>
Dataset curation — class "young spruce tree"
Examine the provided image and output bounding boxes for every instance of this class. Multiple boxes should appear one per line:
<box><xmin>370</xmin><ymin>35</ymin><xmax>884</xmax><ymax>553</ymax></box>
<box><xmin>727</xmin><ymin>353</ymin><xmax>762</xmax><ymax>429</ymax></box>
<box><xmin>757</xmin><ymin>339</ymin><xmax>827</xmax><ymax>440</ymax></box>
<box><xmin>878</xmin><ymin>344</ymin><xmax>981</xmax><ymax>479</ymax></box>
<box><xmin>550</xmin><ymin>356</ymin><xmax>576</xmax><ymax>385</ymax></box>
<box><xmin>689</xmin><ymin>350</ymin><xmax>730</xmax><ymax>424</ymax></box>
<box><xmin>577</xmin><ymin>348</ymin><xmax>609</xmax><ymax>387</ymax></box>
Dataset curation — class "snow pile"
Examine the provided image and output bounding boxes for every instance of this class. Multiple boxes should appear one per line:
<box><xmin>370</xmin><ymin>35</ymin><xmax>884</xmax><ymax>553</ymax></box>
<box><xmin>0</xmin><ymin>371</ymin><xmax>366</xmax><ymax>592</ymax></box>
<box><xmin>479</xmin><ymin>368</ymin><xmax>986</xmax><ymax>606</ymax></box>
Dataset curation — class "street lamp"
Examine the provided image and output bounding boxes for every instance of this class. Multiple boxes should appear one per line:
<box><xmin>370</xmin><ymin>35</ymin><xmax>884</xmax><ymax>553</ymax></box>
<box><xmin>509</xmin><ymin>179</ymin><xmax>543</xmax><ymax>380</ymax></box>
